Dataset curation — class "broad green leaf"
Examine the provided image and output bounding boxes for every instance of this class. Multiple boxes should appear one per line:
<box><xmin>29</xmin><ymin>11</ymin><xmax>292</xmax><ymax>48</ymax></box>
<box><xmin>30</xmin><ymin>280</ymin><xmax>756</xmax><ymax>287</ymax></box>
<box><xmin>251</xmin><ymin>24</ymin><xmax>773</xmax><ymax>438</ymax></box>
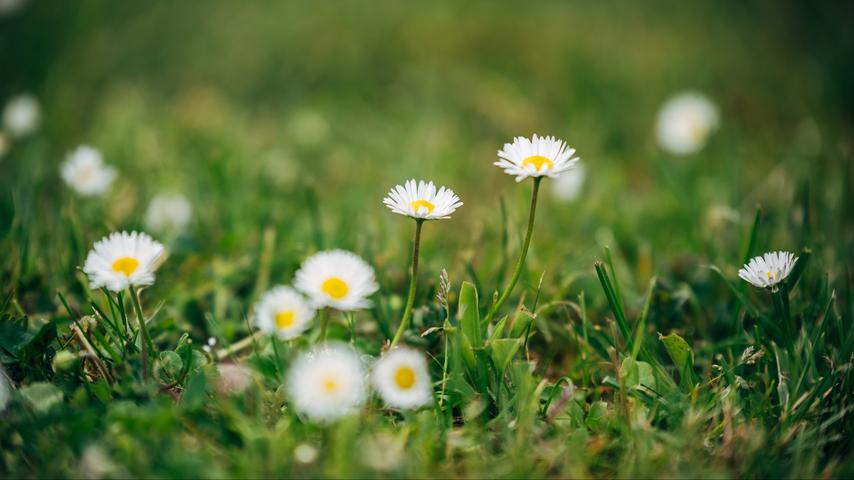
<box><xmin>489</xmin><ymin>338</ymin><xmax>523</xmax><ymax>375</ymax></box>
<box><xmin>457</xmin><ymin>281</ymin><xmax>482</xmax><ymax>348</ymax></box>
<box><xmin>585</xmin><ymin>401</ymin><xmax>610</xmax><ymax>432</ymax></box>
<box><xmin>659</xmin><ymin>332</ymin><xmax>696</xmax><ymax>388</ymax></box>
<box><xmin>160</xmin><ymin>350</ymin><xmax>183</xmax><ymax>379</ymax></box>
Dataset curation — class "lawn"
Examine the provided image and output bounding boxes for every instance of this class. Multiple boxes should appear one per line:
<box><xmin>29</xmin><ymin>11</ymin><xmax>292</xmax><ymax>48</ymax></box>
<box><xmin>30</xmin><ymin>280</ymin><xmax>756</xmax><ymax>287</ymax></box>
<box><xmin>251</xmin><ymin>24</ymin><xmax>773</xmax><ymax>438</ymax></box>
<box><xmin>1</xmin><ymin>1</ymin><xmax>853</xmax><ymax>478</ymax></box>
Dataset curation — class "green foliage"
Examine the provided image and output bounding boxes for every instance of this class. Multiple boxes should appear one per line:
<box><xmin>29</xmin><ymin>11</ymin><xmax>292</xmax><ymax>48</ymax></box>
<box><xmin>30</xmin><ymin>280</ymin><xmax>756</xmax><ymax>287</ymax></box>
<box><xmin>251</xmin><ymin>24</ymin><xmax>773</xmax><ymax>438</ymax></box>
<box><xmin>2</xmin><ymin>1</ymin><xmax>854</xmax><ymax>478</ymax></box>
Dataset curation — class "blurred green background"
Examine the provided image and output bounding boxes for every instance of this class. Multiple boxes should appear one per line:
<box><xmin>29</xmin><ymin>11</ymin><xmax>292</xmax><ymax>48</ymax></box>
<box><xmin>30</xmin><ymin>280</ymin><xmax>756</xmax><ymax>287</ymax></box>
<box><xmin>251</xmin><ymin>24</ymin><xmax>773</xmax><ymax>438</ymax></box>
<box><xmin>4</xmin><ymin>0</ymin><xmax>852</xmax><ymax>305</ymax></box>
<box><xmin>3</xmin><ymin>1</ymin><xmax>854</xmax><ymax>477</ymax></box>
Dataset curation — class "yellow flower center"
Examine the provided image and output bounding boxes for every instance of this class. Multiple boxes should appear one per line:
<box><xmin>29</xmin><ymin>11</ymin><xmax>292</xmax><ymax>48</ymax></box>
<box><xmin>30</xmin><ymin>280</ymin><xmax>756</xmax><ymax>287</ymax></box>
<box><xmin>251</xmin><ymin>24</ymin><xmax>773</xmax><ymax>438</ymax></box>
<box><xmin>275</xmin><ymin>310</ymin><xmax>296</xmax><ymax>329</ymax></box>
<box><xmin>321</xmin><ymin>277</ymin><xmax>349</xmax><ymax>299</ymax></box>
<box><xmin>111</xmin><ymin>256</ymin><xmax>139</xmax><ymax>277</ymax></box>
<box><xmin>522</xmin><ymin>155</ymin><xmax>553</xmax><ymax>172</ymax></box>
<box><xmin>409</xmin><ymin>199</ymin><xmax>435</xmax><ymax>213</ymax></box>
<box><xmin>322</xmin><ymin>375</ymin><xmax>339</xmax><ymax>393</ymax></box>
<box><xmin>394</xmin><ymin>366</ymin><xmax>416</xmax><ymax>390</ymax></box>
<box><xmin>767</xmin><ymin>272</ymin><xmax>774</xmax><ymax>280</ymax></box>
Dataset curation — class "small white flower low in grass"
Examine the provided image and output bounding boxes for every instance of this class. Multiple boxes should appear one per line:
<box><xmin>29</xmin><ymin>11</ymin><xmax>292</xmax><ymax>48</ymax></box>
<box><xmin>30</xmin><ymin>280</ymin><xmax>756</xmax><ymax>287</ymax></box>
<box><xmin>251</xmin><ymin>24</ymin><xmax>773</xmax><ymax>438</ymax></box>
<box><xmin>83</xmin><ymin>231</ymin><xmax>166</xmax><ymax>292</ymax></box>
<box><xmin>372</xmin><ymin>347</ymin><xmax>432</xmax><ymax>409</ymax></box>
<box><xmin>738</xmin><ymin>251</ymin><xmax>798</xmax><ymax>289</ymax></box>
<box><xmin>295</xmin><ymin>249</ymin><xmax>379</xmax><ymax>311</ymax></box>
<box><xmin>60</xmin><ymin>146</ymin><xmax>117</xmax><ymax>197</ymax></box>
<box><xmin>656</xmin><ymin>92</ymin><xmax>719</xmax><ymax>155</ymax></box>
<box><xmin>550</xmin><ymin>162</ymin><xmax>586</xmax><ymax>202</ymax></box>
<box><xmin>145</xmin><ymin>193</ymin><xmax>192</xmax><ymax>232</ymax></box>
<box><xmin>383</xmin><ymin>179</ymin><xmax>463</xmax><ymax>220</ymax></box>
<box><xmin>287</xmin><ymin>343</ymin><xmax>367</xmax><ymax>422</ymax></box>
<box><xmin>253</xmin><ymin>286</ymin><xmax>315</xmax><ymax>340</ymax></box>
<box><xmin>495</xmin><ymin>134</ymin><xmax>580</xmax><ymax>182</ymax></box>
<box><xmin>2</xmin><ymin>94</ymin><xmax>40</xmax><ymax>138</ymax></box>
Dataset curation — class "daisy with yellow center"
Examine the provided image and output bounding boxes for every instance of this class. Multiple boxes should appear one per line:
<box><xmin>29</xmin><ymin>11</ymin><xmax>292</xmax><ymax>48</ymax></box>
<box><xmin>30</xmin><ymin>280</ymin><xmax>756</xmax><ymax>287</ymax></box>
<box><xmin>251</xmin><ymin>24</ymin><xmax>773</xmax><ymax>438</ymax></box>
<box><xmin>253</xmin><ymin>286</ymin><xmax>315</xmax><ymax>340</ymax></box>
<box><xmin>372</xmin><ymin>347</ymin><xmax>432</xmax><ymax>409</ymax></box>
<box><xmin>294</xmin><ymin>249</ymin><xmax>378</xmax><ymax>311</ymax></box>
<box><xmin>286</xmin><ymin>343</ymin><xmax>367</xmax><ymax>422</ymax></box>
<box><xmin>485</xmin><ymin>134</ymin><xmax>582</xmax><ymax>325</ymax></box>
<box><xmin>738</xmin><ymin>251</ymin><xmax>798</xmax><ymax>290</ymax></box>
<box><xmin>494</xmin><ymin>134</ymin><xmax>580</xmax><ymax>182</ymax></box>
<box><xmin>82</xmin><ymin>231</ymin><xmax>166</xmax><ymax>293</ymax></box>
<box><xmin>383</xmin><ymin>179</ymin><xmax>463</xmax><ymax>347</ymax></box>
<box><xmin>82</xmin><ymin>231</ymin><xmax>165</xmax><ymax>381</ymax></box>
<box><xmin>60</xmin><ymin>145</ymin><xmax>118</xmax><ymax>197</ymax></box>
<box><xmin>383</xmin><ymin>179</ymin><xmax>463</xmax><ymax>220</ymax></box>
<box><xmin>295</xmin><ymin>250</ymin><xmax>378</xmax><ymax>341</ymax></box>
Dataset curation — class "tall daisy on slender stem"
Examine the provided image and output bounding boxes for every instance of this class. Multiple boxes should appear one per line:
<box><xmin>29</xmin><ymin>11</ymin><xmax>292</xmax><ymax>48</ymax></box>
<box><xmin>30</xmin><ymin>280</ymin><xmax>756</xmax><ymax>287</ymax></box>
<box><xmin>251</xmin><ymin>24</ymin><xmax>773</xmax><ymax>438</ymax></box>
<box><xmin>295</xmin><ymin>249</ymin><xmax>379</xmax><ymax>342</ymax></box>
<box><xmin>383</xmin><ymin>179</ymin><xmax>462</xmax><ymax>347</ymax></box>
<box><xmin>738</xmin><ymin>251</ymin><xmax>799</xmax><ymax>345</ymax></box>
<box><xmin>486</xmin><ymin>134</ymin><xmax>580</xmax><ymax>324</ymax></box>
<box><xmin>82</xmin><ymin>231</ymin><xmax>166</xmax><ymax>380</ymax></box>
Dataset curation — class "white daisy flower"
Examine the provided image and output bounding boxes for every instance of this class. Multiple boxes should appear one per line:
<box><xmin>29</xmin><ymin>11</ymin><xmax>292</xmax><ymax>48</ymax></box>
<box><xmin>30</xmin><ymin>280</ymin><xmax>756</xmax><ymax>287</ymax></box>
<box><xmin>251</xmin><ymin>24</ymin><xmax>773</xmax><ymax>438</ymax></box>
<box><xmin>2</xmin><ymin>94</ymin><xmax>40</xmax><ymax>138</ymax></box>
<box><xmin>60</xmin><ymin>145</ymin><xmax>118</xmax><ymax>197</ymax></box>
<box><xmin>738</xmin><ymin>251</ymin><xmax>798</xmax><ymax>289</ymax></box>
<box><xmin>495</xmin><ymin>134</ymin><xmax>580</xmax><ymax>182</ymax></box>
<box><xmin>294</xmin><ymin>249</ymin><xmax>379</xmax><ymax>311</ymax></box>
<box><xmin>286</xmin><ymin>343</ymin><xmax>367</xmax><ymax>422</ymax></box>
<box><xmin>82</xmin><ymin>231</ymin><xmax>166</xmax><ymax>292</ymax></box>
<box><xmin>550</xmin><ymin>162</ymin><xmax>586</xmax><ymax>202</ymax></box>
<box><xmin>253</xmin><ymin>285</ymin><xmax>315</xmax><ymax>340</ymax></box>
<box><xmin>371</xmin><ymin>347</ymin><xmax>432</xmax><ymax>409</ymax></box>
<box><xmin>144</xmin><ymin>193</ymin><xmax>193</xmax><ymax>232</ymax></box>
<box><xmin>655</xmin><ymin>92</ymin><xmax>719</xmax><ymax>155</ymax></box>
<box><xmin>383</xmin><ymin>179</ymin><xmax>463</xmax><ymax>220</ymax></box>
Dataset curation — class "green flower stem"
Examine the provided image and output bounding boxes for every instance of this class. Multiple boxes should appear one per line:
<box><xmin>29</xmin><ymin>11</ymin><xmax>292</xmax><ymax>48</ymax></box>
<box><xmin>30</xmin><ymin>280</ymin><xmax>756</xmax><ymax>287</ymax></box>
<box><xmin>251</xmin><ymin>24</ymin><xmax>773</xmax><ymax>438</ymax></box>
<box><xmin>129</xmin><ymin>286</ymin><xmax>154</xmax><ymax>381</ymax></box>
<box><xmin>484</xmin><ymin>176</ymin><xmax>542</xmax><ymax>324</ymax></box>
<box><xmin>318</xmin><ymin>308</ymin><xmax>329</xmax><ymax>343</ymax></box>
<box><xmin>391</xmin><ymin>219</ymin><xmax>424</xmax><ymax>348</ymax></box>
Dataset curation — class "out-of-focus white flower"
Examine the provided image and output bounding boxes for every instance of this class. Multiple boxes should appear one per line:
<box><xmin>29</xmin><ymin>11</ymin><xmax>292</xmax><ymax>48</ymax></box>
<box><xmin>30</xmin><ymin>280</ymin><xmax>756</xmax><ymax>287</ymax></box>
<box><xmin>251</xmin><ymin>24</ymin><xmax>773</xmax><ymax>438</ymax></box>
<box><xmin>60</xmin><ymin>146</ymin><xmax>117</xmax><ymax>197</ymax></box>
<box><xmin>372</xmin><ymin>347</ymin><xmax>432</xmax><ymax>410</ymax></box>
<box><xmin>294</xmin><ymin>250</ymin><xmax>379</xmax><ymax>311</ymax></box>
<box><xmin>253</xmin><ymin>286</ymin><xmax>315</xmax><ymax>340</ymax></box>
<box><xmin>2</xmin><ymin>94</ymin><xmax>40</xmax><ymax>138</ymax></box>
<box><xmin>549</xmin><ymin>162</ymin><xmax>586</xmax><ymax>202</ymax></box>
<box><xmin>738</xmin><ymin>251</ymin><xmax>798</xmax><ymax>289</ymax></box>
<box><xmin>287</xmin><ymin>343</ymin><xmax>367</xmax><ymax>422</ymax></box>
<box><xmin>82</xmin><ymin>231</ymin><xmax>166</xmax><ymax>292</ymax></box>
<box><xmin>655</xmin><ymin>92</ymin><xmax>719</xmax><ymax>155</ymax></box>
<box><xmin>293</xmin><ymin>443</ymin><xmax>319</xmax><ymax>464</ymax></box>
<box><xmin>144</xmin><ymin>193</ymin><xmax>192</xmax><ymax>232</ymax></box>
<box><xmin>78</xmin><ymin>444</ymin><xmax>118</xmax><ymax>479</ymax></box>
<box><xmin>495</xmin><ymin>134</ymin><xmax>580</xmax><ymax>182</ymax></box>
<box><xmin>383</xmin><ymin>179</ymin><xmax>463</xmax><ymax>220</ymax></box>
<box><xmin>216</xmin><ymin>363</ymin><xmax>253</xmax><ymax>395</ymax></box>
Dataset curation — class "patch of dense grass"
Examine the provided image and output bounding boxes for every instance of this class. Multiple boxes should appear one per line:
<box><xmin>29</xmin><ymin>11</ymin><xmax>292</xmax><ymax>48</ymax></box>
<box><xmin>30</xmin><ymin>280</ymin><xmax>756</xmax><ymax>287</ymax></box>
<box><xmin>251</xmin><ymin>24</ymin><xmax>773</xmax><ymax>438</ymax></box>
<box><xmin>2</xmin><ymin>1</ymin><xmax>853</xmax><ymax>478</ymax></box>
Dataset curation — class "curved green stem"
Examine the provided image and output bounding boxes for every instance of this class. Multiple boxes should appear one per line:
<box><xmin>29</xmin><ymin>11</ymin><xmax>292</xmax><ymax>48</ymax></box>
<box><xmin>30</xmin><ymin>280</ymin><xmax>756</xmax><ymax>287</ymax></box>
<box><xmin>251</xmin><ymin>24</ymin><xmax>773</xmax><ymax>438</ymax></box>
<box><xmin>484</xmin><ymin>177</ymin><xmax>542</xmax><ymax>324</ymax></box>
<box><xmin>129</xmin><ymin>286</ymin><xmax>154</xmax><ymax>381</ymax></box>
<box><xmin>391</xmin><ymin>219</ymin><xmax>424</xmax><ymax>348</ymax></box>
<box><xmin>318</xmin><ymin>308</ymin><xmax>329</xmax><ymax>343</ymax></box>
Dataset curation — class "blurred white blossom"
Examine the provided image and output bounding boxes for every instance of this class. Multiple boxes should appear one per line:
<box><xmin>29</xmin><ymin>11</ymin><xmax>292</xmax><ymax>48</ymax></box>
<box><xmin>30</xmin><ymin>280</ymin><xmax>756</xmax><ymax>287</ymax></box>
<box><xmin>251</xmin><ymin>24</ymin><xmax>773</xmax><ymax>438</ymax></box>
<box><xmin>3</xmin><ymin>94</ymin><xmax>41</xmax><ymax>138</ymax></box>
<box><xmin>144</xmin><ymin>193</ymin><xmax>193</xmax><ymax>232</ymax></box>
<box><xmin>656</xmin><ymin>92</ymin><xmax>719</xmax><ymax>155</ymax></box>
<box><xmin>549</xmin><ymin>162</ymin><xmax>586</xmax><ymax>202</ymax></box>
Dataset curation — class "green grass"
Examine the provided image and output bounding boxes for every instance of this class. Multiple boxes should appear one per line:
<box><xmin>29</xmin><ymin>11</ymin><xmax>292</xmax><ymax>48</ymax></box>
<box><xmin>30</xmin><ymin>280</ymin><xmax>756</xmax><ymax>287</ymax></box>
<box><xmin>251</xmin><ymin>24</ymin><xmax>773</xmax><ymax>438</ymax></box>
<box><xmin>2</xmin><ymin>1</ymin><xmax>854</xmax><ymax>478</ymax></box>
